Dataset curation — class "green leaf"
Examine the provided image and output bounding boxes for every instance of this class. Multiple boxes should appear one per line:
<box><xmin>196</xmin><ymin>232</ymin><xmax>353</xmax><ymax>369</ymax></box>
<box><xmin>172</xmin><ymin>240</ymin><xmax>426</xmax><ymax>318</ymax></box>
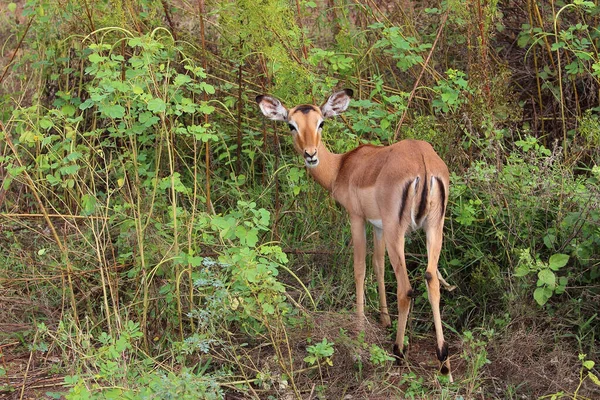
<box><xmin>555</xmin><ymin>276</ymin><xmax>568</xmax><ymax>294</ymax></box>
<box><xmin>543</xmin><ymin>233</ymin><xmax>556</xmax><ymax>249</ymax></box>
<box><xmin>46</xmin><ymin>174</ymin><xmax>61</xmax><ymax>186</ymax></box>
<box><xmin>537</xmin><ymin>269</ymin><xmax>556</xmax><ymax>287</ymax></box>
<box><xmin>245</xmin><ymin>229</ymin><xmax>259</xmax><ymax>247</ymax></box>
<box><xmin>8</xmin><ymin>3</ymin><xmax>16</xmax><ymax>13</ymax></box>
<box><xmin>88</xmin><ymin>53</ymin><xmax>105</xmax><ymax>64</ymax></box>
<box><xmin>199</xmin><ymin>82</ymin><xmax>215</xmax><ymax>94</ymax></box>
<box><xmin>60</xmin><ymin>164</ymin><xmax>80</xmax><ymax>175</ymax></box>
<box><xmin>101</xmin><ymin>104</ymin><xmax>125</xmax><ymax>119</ymax></box>
<box><xmin>81</xmin><ymin>194</ymin><xmax>96</xmax><ymax>216</ymax></box>
<box><xmin>588</xmin><ymin>372</ymin><xmax>600</xmax><ymax>387</ymax></box>
<box><xmin>583</xmin><ymin>360</ymin><xmax>595</xmax><ymax>370</ymax></box>
<box><xmin>39</xmin><ymin>118</ymin><xmax>54</xmax><ymax>129</ymax></box>
<box><xmin>548</xmin><ymin>254</ymin><xmax>569</xmax><ymax>271</ymax></box>
<box><xmin>533</xmin><ymin>287</ymin><xmax>551</xmax><ymax>306</ymax></box>
<box><xmin>303</xmin><ymin>355</ymin><xmax>317</xmax><ymax>365</ymax></box>
<box><xmin>514</xmin><ymin>264</ymin><xmax>530</xmax><ymax>277</ymax></box>
<box><xmin>262</xmin><ymin>303</ymin><xmax>275</xmax><ymax>315</ymax></box>
<box><xmin>61</xmin><ymin>104</ymin><xmax>76</xmax><ymax>117</ymax></box>
<box><xmin>147</xmin><ymin>98</ymin><xmax>166</xmax><ymax>113</ymax></box>
<box><xmin>174</xmin><ymin>74</ymin><xmax>192</xmax><ymax>86</ymax></box>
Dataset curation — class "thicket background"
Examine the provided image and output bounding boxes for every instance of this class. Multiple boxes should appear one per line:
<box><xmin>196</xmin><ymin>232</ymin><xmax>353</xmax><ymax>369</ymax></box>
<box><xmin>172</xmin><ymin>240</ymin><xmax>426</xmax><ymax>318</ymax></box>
<box><xmin>1</xmin><ymin>0</ymin><xmax>599</xmax><ymax>398</ymax></box>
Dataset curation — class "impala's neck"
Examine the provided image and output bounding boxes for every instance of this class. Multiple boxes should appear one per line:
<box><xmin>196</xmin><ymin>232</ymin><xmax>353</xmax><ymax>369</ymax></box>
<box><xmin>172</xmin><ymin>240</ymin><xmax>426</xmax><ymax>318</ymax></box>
<box><xmin>306</xmin><ymin>141</ymin><xmax>342</xmax><ymax>192</ymax></box>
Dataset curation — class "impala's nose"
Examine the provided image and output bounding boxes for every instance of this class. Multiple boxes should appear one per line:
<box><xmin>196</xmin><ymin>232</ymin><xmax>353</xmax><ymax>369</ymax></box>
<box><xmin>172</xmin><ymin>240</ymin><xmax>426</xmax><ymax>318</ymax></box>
<box><xmin>304</xmin><ymin>149</ymin><xmax>319</xmax><ymax>167</ymax></box>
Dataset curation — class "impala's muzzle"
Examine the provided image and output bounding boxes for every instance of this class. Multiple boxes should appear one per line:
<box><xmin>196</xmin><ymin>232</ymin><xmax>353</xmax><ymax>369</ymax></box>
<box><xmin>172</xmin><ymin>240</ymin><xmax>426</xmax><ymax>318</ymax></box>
<box><xmin>304</xmin><ymin>150</ymin><xmax>319</xmax><ymax>168</ymax></box>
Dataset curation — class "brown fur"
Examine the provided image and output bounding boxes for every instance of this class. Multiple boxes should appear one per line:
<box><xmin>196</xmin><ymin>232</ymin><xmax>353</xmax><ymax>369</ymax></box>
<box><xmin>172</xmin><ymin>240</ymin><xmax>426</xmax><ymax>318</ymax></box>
<box><xmin>257</xmin><ymin>90</ymin><xmax>453</xmax><ymax>379</ymax></box>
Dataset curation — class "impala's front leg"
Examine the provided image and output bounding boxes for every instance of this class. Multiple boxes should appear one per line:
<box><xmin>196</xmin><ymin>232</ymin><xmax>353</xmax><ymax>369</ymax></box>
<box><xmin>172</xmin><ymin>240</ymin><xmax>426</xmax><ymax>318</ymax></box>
<box><xmin>350</xmin><ymin>216</ymin><xmax>367</xmax><ymax>330</ymax></box>
<box><xmin>373</xmin><ymin>227</ymin><xmax>391</xmax><ymax>328</ymax></box>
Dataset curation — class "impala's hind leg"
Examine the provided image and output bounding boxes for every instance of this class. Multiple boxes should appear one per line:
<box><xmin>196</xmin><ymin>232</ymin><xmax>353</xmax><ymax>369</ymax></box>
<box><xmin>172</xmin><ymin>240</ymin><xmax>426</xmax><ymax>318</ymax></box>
<box><xmin>383</xmin><ymin>226</ymin><xmax>412</xmax><ymax>362</ymax></box>
<box><xmin>425</xmin><ymin>222</ymin><xmax>452</xmax><ymax>381</ymax></box>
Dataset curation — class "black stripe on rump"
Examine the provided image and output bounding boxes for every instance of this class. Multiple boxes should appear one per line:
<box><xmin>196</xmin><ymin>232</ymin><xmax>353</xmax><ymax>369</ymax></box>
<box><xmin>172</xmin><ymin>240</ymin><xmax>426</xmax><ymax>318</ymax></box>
<box><xmin>398</xmin><ymin>179</ymin><xmax>414</xmax><ymax>222</ymax></box>
<box><xmin>416</xmin><ymin>155</ymin><xmax>429</xmax><ymax>221</ymax></box>
<box><xmin>434</xmin><ymin>176</ymin><xmax>446</xmax><ymax>219</ymax></box>
<box><xmin>416</xmin><ymin>175</ymin><xmax>428</xmax><ymax>222</ymax></box>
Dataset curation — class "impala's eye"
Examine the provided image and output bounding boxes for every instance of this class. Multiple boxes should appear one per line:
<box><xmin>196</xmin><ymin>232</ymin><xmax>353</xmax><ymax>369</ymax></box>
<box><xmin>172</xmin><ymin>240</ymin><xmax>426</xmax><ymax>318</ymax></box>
<box><xmin>288</xmin><ymin>123</ymin><xmax>296</xmax><ymax>131</ymax></box>
<box><xmin>318</xmin><ymin>121</ymin><xmax>324</xmax><ymax>129</ymax></box>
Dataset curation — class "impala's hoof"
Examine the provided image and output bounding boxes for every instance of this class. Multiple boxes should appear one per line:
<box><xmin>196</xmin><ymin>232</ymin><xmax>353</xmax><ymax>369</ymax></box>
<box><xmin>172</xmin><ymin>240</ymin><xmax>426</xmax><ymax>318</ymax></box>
<box><xmin>436</xmin><ymin>342</ymin><xmax>450</xmax><ymax>375</ymax></box>
<box><xmin>380</xmin><ymin>314</ymin><xmax>391</xmax><ymax>328</ymax></box>
<box><xmin>440</xmin><ymin>362</ymin><xmax>450</xmax><ymax>375</ymax></box>
<box><xmin>393</xmin><ymin>343</ymin><xmax>405</xmax><ymax>365</ymax></box>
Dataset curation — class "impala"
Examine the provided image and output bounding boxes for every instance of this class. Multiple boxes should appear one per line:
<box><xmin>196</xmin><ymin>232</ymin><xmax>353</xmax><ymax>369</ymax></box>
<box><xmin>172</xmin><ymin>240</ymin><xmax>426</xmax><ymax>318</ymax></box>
<box><xmin>256</xmin><ymin>89</ymin><xmax>452</xmax><ymax>378</ymax></box>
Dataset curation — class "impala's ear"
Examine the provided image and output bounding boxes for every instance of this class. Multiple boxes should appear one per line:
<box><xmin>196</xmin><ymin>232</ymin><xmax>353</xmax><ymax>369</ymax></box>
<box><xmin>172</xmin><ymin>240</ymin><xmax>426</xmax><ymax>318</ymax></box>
<box><xmin>256</xmin><ymin>95</ymin><xmax>288</xmax><ymax>121</ymax></box>
<box><xmin>321</xmin><ymin>88</ymin><xmax>353</xmax><ymax>118</ymax></box>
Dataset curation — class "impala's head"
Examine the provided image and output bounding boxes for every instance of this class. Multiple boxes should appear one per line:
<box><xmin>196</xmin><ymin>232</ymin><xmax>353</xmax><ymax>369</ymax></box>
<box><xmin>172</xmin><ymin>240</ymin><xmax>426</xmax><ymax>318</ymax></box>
<box><xmin>256</xmin><ymin>89</ymin><xmax>353</xmax><ymax>168</ymax></box>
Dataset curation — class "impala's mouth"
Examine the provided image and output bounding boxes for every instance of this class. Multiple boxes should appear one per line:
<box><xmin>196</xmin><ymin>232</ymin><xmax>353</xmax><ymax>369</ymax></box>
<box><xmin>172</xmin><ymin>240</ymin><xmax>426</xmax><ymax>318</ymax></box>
<box><xmin>305</xmin><ymin>158</ymin><xmax>319</xmax><ymax>168</ymax></box>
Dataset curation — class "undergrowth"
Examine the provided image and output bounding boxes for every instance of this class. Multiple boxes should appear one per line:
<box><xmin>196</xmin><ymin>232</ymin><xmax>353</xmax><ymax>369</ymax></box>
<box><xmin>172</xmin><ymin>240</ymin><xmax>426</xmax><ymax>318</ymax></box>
<box><xmin>1</xmin><ymin>0</ymin><xmax>599</xmax><ymax>399</ymax></box>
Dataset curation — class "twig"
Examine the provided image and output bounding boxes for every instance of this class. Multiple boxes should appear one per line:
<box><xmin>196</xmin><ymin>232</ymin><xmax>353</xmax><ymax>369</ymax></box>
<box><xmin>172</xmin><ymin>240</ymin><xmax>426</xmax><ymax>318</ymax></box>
<box><xmin>0</xmin><ymin>213</ymin><xmax>109</xmax><ymax>220</ymax></box>
<box><xmin>0</xmin><ymin>16</ymin><xmax>35</xmax><ymax>86</ymax></box>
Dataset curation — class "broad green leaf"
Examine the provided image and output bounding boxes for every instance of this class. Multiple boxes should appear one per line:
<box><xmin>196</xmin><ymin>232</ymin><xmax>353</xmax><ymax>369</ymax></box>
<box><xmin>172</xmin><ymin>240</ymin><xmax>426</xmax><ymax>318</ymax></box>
<box><xmin>555</xmin><ymin>276</ymin><xmax>568</xmax><ymax>294</ymax></box>
<box><xmin>19</xmin><ymin>130</ymin><xmax>36</xmax><ymax>144</ymax></box>
<box><xmin>46</xmin><ymin>174</ymin><xmax>61</xmax><ymax>186</ymax></box>
<box><xmin>199</xmin><ymin>82</ymin><xmax>215</xmax><ymax>94</ymax></box>
<box><xmin>101</xmin><ymin>104</ymin><xmax>125</xmax><ymax>119</ymax></box>
<box><xmin>537</xmin><ymin>269</ymin><xmax>556</xmax><ymax>287</ymax></box>
<box><xmin>514</xmin><ymin>264</ymin><xmax>530</xmax><ymax>277</ymax></box>
<box><xmin>583</xmin><ymin>360</ymin><xmax>595</xmax><ymax>370</ymax></box>
<box><xmin>549</xmin><ymin>254</ymin><xmax>569</xmax><ymax>271</ymax></box>
<box><xmin>245</xmin><ymin>229</ymin><xmax>259</xmax><ymax>247</ymax></box>
<box><xmin>39</xmin><ymin>118</ymin><xmax>54</xmax><ymax>129</ymax></box>
<box><xmin>262</xmin><ymin>303</ymin><xmax>275</xmax><ymax>315</ymax></box>
<box><xmin>64</xmin><ymin>152</ymin><xmax>82</xmax><ymax>162</ymax></box>
<box><xmin>81</xmin><ymin>194</ymin><xmax>96</xmax><ymax>216</ymax></box>
<box><xmin>245</xmin><ymin>268</ymin><xmax>258</xmax><ymax>283</ymax></box>
<box><xmin>588</xmin><ymin>372</ymin><xmax>600</xmax><ymax>386</ymax></box>
<box><xmin>533</xmin><ymin>287</ymin><xmax>551</xmax><ymax>306</ymax></box>
<box><xmin>147</xmin><ymin>98</ymin><xmax>166</xmax><ymax>113</ymax></box>
<box><xmin>174</xmin><ymin>74</ymin><xmax>192</xmax><ymax>86</ymax></box>
<box><xmin>88</xmin><ymin>53</ymin><xmax>105</xmax><ymax>63</ymax></box>
<box><xmin>543</xmin><ymin>233</ymin><xmax>555</xmax><ymax>249</ymax></box>
<box><xmin>60</xmin><ymin>164</ymin><xmax>80</xmax><ymax>175</ymax></box>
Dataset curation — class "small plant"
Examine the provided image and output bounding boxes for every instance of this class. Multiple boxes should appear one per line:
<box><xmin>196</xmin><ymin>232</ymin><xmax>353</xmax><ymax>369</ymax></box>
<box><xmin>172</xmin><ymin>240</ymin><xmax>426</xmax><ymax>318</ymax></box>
<box><xmin>460</xmin><ymin>329</ymin><xmax>492</xmax><ymax>396</ymax></box>
<box><xmin>399</xmin><ymin>371</ymin><xmax>426</xmax><ymax>399</ymax></box>
<box><xmin>576</xmin><ymin>354</ymin><xmax>600</xmax><ymax>394</ymax></box>
<box><xmin>304</xmin><ymin>338</ymin><xmax>335</xmax><ymax>367</ymax></box>
<box><xmin>369</xmin><ymin>344</ymin><xmax>395</xmax><ymax>365</ymax></box>
<box><xmin>432</xmin><ymin>69</ymin><xmax>472</xmax><ymax>113</ymax></box>
<box><xmin>515</xmin><ymin>249</ymin><xmax>569</xmax><ymax>306</ymax></box>
<box><xmin>544</xmin><ymin>354</ymin><xmax>600</xmax><ymax>399</ymax></box>
<box><xmin>305</xmin><ymin>338</ymin><xmax>335</xmax><ymax>387</ymax></box>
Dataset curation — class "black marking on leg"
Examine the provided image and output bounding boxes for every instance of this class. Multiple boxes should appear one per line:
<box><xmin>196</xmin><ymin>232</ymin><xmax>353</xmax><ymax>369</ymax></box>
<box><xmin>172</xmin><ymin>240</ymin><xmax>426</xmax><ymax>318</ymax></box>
<box><xmin>436</xmin><ymin>341</ymin><xmax>448</xmax><ymax>362</ymax></box>
<box><xmin>437</xmin><ymin>342</ymin><xmax>449</xmax><ymax>374</ymax></box>
<box><xmin>407</xmin><ymin>289</ymin><xmax>418</xmax><ymax>299</ymax></box>
<box><xmin>393</xmin><ymin>343</ymin><xmax>404</xmax><ymax>365</ymax></box>
<box><xmin>425</xmin><ymin>271</ymin><xmax>433</xmax><ymax>282</ymax></box>
<box><xmin>434</xmin><ymin>176</ymin><xmax>446</xmax><ymax>219</ymax></box>
<box><xmin>398</xmin><ymin>179</ymin><xmax>413</xmax><ymax>222</ymax></box>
